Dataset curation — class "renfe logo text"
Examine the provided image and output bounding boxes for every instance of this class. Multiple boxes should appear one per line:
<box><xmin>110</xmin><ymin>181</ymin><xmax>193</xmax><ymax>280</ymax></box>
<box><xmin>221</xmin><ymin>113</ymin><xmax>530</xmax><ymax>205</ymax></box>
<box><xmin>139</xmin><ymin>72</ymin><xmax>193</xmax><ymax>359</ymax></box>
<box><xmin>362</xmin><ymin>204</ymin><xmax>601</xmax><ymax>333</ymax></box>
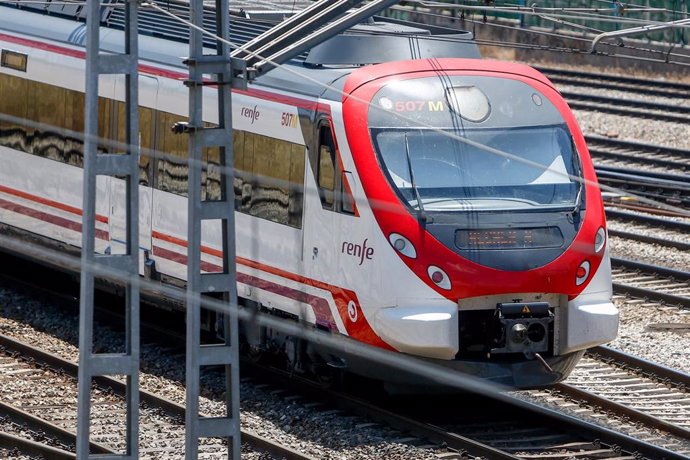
<box><xmin>241</xmin><ymin>105</ymin><xmax>260</xmax><ymax>124</ymax></box>
<box><xmin>342</xmin><ymin>239</ymin><xmax>374</xmax><ymax>266</ymax></box>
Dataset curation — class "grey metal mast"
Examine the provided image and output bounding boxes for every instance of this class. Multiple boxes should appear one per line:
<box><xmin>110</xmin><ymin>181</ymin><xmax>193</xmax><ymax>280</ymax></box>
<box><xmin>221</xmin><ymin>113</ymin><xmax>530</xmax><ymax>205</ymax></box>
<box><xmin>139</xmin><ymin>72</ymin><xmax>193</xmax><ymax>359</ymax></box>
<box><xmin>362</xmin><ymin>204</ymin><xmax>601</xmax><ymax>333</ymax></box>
<box><xmin>185</xmin><ymin>0</ymin><xmax>241</xmax><ymax>457</ymax></box>
<box><xmin>78</xmin><ymin>0</ymin><xmax>140</xmax><ymax>458</ymax></box>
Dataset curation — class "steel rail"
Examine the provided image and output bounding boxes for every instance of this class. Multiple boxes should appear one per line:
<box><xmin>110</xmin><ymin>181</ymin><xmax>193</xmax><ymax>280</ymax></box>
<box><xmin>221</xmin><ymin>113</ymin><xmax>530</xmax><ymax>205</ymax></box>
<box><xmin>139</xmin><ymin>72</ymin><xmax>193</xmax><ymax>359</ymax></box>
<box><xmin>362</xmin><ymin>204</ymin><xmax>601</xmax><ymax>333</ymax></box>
<box><xmin>613</xmin><ymin>282</ymin><xmax>690</xmax><ymax>308</ymax></box>
<box><xmin>596</xmin><ymin>168</ymin><xmax>690</xmax><ymax>208</ymax></box>
<box><xmin>591</xmin><ymin>148</ymin><xmax>689</xmax><ymax>173</ymax></box>
<box><xmin>605</xmin><ymin>202</ymin><xmax>690</xmax><ymax>219</ymax></box>
<box><xmin>0</xmin><ymin>333</ymin><xmax>317</xmax><ymax>460</ymax></box>
<box><xmin>564</xmin><ymin>91</ymin><xmax>690</xmax><ymax>115</ymax></box>
<box><xmin>243</xmin><ymin>360</ymin><xmax>689</xmax><ymax>460</ymax></box>
<box><xmin>1</xmin><ymin>255</ymin><xmax>688</xmax><ymax>458</ymax></box>
<box><xmin>612</xmin><ymin>258</ymin><xmax>690</xmax><ymax>282</ymax></box>
<box><xmin>553</xmin><ymin>346</ymin><xmax>690</xmax><ymax>440</ymax></box>
<box><xmin>0</xmin><ymin>400</ymin><xmax>114</xmax><ymax>455</ymax></box>
<box><xmin>585</xmin><ymin>134</ymin><xmax>690</xmax><ymax>160</ymax></box>
<box><xmin>611</xmin><ymin>258</ymin><xmax>690</xmax><ymax>308</ymax></box>
<box><xmin>0</xmin><ymin>431</ymin><xmax>76</xmax><ymax>460</ymax></box>
<box><xmin>554</xmin><ymin>383</ymin><xmax>690</xmax><ymax>440</ymax></box>
<box><xmin>596</xmin><ymin>165</ymin><xmax>690</xmax><ymax>184</ymax></box>
<box><xmin>587</xmin><ymin>135</ymin><xmax>690</xmax><ymax>173</ymax></box>
<box><xmin>536</xmin><ymin>66</ymin><xmax>690</xmax><ymax>95</ymax></box>
<box><xmin>605</xmin><ymin>208</ymin><xmax>690</xmax><ymax>232</ymax></box>
<box><xmin>590</xmin><ymin>145</ymin><xmax>689</xmax><ymax>173</ymax></box>
<box><xmin>590</xmin><ymin>346</ymin><xmax>690</xmax><ymax>388</ymax></box>
<box><xmin>545</xmin><ymin>73</ymin><xmax>690</xmax><ymax>99</ymax></box>
<box><xmin>564</xmin><ymin>95</ymin><xmax>690</xmax><ymax>124</ymax></box>
<box><xmin>607</xmin><ymin>228</ymin><xmax>690</xmax><ymax>251</ymax></box>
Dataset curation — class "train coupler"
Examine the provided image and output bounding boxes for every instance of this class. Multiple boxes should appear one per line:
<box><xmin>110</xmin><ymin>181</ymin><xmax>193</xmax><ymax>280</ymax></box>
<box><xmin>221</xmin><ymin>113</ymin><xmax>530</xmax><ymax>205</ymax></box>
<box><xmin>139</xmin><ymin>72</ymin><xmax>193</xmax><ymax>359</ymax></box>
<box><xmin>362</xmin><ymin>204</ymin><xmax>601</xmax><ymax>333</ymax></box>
<box><xmin>491</xmin><ymin>302</ymin><xmax>553</xmax><ymax>355</ymax></box>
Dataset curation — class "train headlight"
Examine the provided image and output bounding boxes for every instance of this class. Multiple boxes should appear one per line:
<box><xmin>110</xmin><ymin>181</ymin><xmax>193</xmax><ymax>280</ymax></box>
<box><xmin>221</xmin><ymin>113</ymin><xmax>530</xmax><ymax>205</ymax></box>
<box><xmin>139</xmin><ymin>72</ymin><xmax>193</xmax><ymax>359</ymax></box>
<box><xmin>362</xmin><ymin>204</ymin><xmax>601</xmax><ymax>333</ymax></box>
<box><xmin>427</xmin><ymin>265</ymin><xmax>451</xmax><ymax>290</ymax></box>
<box><xmin>575</xmin><ymin>260</ymin><xmax>590</xmax><ymax>286</ymax></box>
<box><xmin>446</xmin><ymin>86</ymin><xmax>491</xmax><ymax>122</ymax></box>
<box><xmin>594</xmin><ymin>227</ymin><xmax>606</xmax><ymax>253</ymax></box>
<box><xmin>388</xmin><ymin>233</ymin><xmax>416</xmax><ymax>259</ymax></box>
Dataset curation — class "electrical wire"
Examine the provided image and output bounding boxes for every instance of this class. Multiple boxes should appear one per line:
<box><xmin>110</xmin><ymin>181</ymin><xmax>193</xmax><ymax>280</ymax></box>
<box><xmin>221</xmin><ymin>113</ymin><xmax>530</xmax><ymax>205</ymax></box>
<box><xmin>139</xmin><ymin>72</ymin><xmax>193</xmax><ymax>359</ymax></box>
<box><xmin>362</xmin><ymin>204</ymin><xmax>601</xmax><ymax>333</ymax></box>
<box><xmin>0</xmin><ymin>1</ymin><xmax>688</xmax><ymax>396</ymax></box>
<box><xmin>393</xmin><ymin>6</ymin><xmax>690</xmax><ymax>64</ymax></box>
<box><xmin>1</xmin><ymin>0</ymin><xmax>686</xmax><ymax>217</ymax></box>
<box><xmin>140</xmin><ymin>0</ymin><xmax>690</xmax><ymax>215</ymax></box>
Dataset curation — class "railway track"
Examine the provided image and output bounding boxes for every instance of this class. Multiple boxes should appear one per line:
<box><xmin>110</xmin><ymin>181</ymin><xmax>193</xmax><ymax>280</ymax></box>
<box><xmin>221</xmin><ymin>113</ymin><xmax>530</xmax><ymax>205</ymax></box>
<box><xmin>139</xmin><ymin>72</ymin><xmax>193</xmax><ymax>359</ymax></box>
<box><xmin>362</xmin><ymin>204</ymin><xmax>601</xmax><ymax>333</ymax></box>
<box><xmin>246</xmin><ymin>356</ymin><xmax>689</xmax><ymax>460</ymax></box>
<box><xmin>0</xmin><ymin>333</ymin><xmax>314</xmax><ymax>459</ymax></box>
<box><xmin>587</xmin><ymin>134</ymin><xmax>690</xmax><ymax>175</ymax></box>
<box><xmin>608</xmin><ymin>226</ymin><xmax>690</xmax><ymax>252</ymax></box>
<box><xmin>605</xmin><ymin>208</ymin><xmax>690</xmax><ymax>250</ymax></box>
<box><xmin>595</xmin><ymin>166</ymin><xmax>690</xmax><ymax>210</ymax></box>
<box><xmin>606</xmin><ymin>208</ymin><xmax>690</xmax><ymax>233</ymax></box>
<box><xmin>562</xmin><ymin>91</ymin><xmax>690</xmax><ymax>124</ymax></box>
<box><xmin>555</xmin><ymin>346</ymin><xmax>690</xmax><ymax>446</ymax></box>
<box><xmin>1</xmin><ymin>238</ymin><xmax>688</xmax><ymax>458</ymax></box>
<box><xmin>537</xmin><ymin>66</ymin><xmax>690</xmax><ymax>100</ymax></box>
<box><xmin>611</xmin><ymin>258</ymin><xmax>690</xmax><ymax>309</ymax></box>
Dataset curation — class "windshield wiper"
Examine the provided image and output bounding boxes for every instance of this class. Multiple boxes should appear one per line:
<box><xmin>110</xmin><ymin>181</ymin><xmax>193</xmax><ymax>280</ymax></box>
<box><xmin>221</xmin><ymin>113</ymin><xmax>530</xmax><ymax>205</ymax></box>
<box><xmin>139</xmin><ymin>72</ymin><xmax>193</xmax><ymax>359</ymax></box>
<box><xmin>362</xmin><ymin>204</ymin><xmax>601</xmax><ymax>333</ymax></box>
<box><xmin>404</xmin><ymin>134</ymin><xmax>427</xmax><ymax>225</ymax></box>
<box><xmin>571</xmin><ymin>181</ymin><xmax>583</xmax><ymax>216</ymax></box>
<box><xmin>570</xmin><ymin>136</ymin><xmax>584</xmax><ymax>217</ymax></box>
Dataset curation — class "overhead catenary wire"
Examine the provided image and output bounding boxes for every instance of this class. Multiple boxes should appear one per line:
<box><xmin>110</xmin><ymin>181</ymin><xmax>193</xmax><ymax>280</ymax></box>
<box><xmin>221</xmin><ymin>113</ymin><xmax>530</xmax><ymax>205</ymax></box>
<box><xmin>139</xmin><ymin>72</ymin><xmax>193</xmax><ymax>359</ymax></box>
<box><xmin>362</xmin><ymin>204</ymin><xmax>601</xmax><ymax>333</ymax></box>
<box><xmin>411</xmin><ymin>0</ymin><xmax>690</xmax><ymax>18</ymax></box>
<box><xmin>393</xmin><ymin>6</ymin><xmax>690</xmax><ymax>65</ymax></box>
<box><xmin>143</xmin><ymin>0</ymin><xmax>690</xmax><ymax>219</ymax></box>
<box><xmin>0</xmin><ymin>1</ymin><xmax>688</xmax><ymax>397</ymax></box>
<box><xmin>1</xmin><ymin>0</ymin><xmax>688</xmax><ymax>217</ymax></box>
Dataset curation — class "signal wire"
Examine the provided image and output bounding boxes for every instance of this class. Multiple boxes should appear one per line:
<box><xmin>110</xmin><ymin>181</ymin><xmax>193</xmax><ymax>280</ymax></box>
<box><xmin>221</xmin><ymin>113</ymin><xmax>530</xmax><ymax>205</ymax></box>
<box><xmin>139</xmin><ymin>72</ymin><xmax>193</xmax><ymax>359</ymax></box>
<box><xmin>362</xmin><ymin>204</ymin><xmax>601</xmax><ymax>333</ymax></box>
<box><xmin>140</xmin><ymin>0</ymin><xmax>690</xmax><ymax>218</ymax></box>
<box><xmin>0</xmin><ymin>0</ymin><xmax>686</xmax><ymax>216</ymax></box>
<box><xmin>0</xmin><ymin>2</ymin><xmax>688</xmax><ymax>398</ymax></box>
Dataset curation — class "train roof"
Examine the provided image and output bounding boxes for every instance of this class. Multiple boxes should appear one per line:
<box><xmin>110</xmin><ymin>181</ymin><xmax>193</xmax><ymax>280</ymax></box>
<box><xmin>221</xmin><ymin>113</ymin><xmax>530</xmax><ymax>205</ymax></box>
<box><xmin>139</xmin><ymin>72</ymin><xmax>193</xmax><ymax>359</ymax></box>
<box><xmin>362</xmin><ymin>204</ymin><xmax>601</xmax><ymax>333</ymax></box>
<box><xmin>0</xmin><ymin>0</ymin><xmax>480</xmax><ymax>101</ymax></box>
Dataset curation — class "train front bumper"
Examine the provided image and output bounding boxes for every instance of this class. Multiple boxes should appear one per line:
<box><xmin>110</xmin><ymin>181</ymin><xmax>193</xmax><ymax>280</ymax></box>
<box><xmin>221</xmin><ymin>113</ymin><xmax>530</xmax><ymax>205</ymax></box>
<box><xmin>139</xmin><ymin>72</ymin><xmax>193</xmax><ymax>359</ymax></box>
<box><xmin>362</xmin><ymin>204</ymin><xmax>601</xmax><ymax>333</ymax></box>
<box><xmin>373</xmin><ymin>304</ymin><xmax>459</xmax><ymax>360</ymax></box>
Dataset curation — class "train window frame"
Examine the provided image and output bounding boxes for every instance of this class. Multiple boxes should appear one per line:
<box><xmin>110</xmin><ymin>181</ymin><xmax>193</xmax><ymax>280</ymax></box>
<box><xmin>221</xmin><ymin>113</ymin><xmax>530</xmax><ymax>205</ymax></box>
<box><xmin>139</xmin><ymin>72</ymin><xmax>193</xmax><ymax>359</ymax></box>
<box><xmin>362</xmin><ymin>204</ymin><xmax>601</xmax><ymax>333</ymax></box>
<box><xmin>317</xmin><ymin>124</ymin><xmax>336</xmax><ymax>209</ymax></box>
<box><xmin>340</xmin><ymin>171</ymin><xmax>355</xmax><ymax>215</ymax></box>
<box><xmin>316</xmin><ymin>121</ymin><xmax>357</xmax><ymax>215</ymax></box>
<box><xmin>1</xmin><ymin>49</ymin><xmax>27</xmax><ymax>72</ymax></box>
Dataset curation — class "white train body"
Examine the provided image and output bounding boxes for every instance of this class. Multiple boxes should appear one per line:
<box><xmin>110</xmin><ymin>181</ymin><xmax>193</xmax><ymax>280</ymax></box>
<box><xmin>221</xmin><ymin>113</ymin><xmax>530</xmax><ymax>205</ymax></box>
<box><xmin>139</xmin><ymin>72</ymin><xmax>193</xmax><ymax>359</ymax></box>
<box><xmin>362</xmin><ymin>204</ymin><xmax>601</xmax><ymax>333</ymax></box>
<box><xmin>0</xmin><ymin>5</ymin><xmax>617</xmax><ymax>389</ymax></box>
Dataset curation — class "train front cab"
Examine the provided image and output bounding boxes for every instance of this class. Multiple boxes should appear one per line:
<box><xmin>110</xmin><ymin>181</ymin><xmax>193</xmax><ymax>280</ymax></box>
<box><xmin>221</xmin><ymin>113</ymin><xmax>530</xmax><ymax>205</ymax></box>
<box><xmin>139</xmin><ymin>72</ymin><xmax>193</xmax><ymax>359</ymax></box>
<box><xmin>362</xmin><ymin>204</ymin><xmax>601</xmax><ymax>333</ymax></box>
<box><xmin>341</xmin><ymin>59</ymin><xmax>619</xmax><ymax>389</ymax></box>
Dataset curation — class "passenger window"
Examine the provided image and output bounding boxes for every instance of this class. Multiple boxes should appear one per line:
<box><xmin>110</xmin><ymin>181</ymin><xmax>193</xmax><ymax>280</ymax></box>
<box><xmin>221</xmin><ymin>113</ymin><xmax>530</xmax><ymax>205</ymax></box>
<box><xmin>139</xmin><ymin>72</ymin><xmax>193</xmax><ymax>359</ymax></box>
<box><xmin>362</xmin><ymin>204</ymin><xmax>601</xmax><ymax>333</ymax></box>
<box><xmin>317</xmin><ymin>125</ymin><xmax>336</xmax><ymax>209</ymax></box>
<box><xmin>318</xmin><ymin>144</ymin><xmax>335</xmax><ymax>207</ymax></box>
<box><xmin>341</xmin><ymin>171</ymin><xmax>355</xmax><ymax>215</ymax></box>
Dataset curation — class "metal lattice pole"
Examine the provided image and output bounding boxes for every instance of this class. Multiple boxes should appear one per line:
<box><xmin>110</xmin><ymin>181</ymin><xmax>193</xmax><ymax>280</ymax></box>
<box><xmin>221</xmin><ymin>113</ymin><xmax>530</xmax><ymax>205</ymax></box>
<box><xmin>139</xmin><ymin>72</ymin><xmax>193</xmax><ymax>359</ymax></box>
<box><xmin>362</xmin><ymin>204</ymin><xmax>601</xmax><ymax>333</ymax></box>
<box><xmin>77</xmin><ymin>0</ymin><xmax>140</xmax><ymax>457</ymax></box>
<box><xmin>185</xmin><ymin>0</ymin><xmax>240</xmax><ymax>457</ymax></box>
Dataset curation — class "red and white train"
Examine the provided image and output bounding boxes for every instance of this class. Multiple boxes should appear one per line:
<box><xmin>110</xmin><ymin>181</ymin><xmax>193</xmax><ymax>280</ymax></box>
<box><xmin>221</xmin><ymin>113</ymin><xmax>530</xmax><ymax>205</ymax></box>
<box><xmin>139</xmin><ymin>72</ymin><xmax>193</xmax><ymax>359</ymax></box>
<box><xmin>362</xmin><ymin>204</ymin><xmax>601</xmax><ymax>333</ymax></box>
<box><xmin>0</xmin><ymin>3</ymin><xmax>617</xmax><ymax>389</ymax></box>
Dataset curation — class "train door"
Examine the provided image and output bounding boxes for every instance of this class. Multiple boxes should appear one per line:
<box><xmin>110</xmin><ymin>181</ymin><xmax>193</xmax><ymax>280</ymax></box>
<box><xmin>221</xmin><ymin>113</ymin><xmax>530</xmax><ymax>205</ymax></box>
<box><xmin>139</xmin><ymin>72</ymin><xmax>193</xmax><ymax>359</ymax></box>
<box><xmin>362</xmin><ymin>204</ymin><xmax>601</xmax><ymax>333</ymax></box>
<box><xmin>107</xmin><ymin>76</ymin><xmax>157</xmax><ymax>273</ymax></box>
<box><xmin>304</xmin><ymin>121</ymin><xmax>338</xmax><ymax>287</ymax></box>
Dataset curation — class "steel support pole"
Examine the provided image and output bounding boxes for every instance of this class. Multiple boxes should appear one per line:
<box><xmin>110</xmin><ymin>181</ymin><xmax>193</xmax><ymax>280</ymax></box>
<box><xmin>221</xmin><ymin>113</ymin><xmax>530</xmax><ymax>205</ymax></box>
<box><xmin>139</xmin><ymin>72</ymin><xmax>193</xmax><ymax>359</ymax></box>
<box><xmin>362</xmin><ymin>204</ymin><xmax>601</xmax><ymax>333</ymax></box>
<box><xmin>78</xmin><ymin>0</ymin><xmax>140</xmax><ymax>458</ymax></box>
<box><xmin>185</xmin><ymin>0</ymin><xmax>240</xmax><ymax>458</ymax></box>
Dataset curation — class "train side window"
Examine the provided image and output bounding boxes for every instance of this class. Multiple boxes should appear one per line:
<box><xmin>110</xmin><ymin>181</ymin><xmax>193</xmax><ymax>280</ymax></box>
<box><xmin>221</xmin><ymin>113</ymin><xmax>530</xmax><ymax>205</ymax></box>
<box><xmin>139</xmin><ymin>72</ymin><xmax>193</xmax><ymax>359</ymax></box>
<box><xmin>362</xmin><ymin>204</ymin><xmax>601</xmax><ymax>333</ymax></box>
<box><xmin>341</xmin><ymin>171</ymin><xmax>355</xmax><ymax>215</ymax></box>
<box><xmin>232</xmin><ymin>129</ymin><xmax>305</xmax><ymax>229</ymax></box>
<box><xmin>317</xmin><ymin>125</ymin><xmax>336</xmax><ymax>209</ymax></box>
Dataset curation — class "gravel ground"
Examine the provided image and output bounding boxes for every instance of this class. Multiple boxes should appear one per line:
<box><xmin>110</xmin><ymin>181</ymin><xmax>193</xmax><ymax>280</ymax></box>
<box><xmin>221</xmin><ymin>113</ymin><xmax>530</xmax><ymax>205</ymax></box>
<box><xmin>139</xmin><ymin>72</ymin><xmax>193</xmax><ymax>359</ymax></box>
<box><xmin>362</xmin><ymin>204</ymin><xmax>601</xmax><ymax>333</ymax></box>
<box><xmin>0</xmin><ymin>289</ymin><xmax>438</xmax><ymax>460</ymax></box>
<box><xmin>607</xmin><ymin>218</ymin><xmax>689</xmax><ymax>245</ymax></box>
<box><xmin>1</xmin><ymin>63</ymin><xmax>689</xmax><ymax>458</ymax></box>
<box><xmin>559</xmin><ymin>84</ymin><xmax>690</xmax><ymax>108</ymax></box>
<box><xmin>574</xmin><ymin>110</ymin><xmax>690</xmax><ymax>150</ymax></box>
<box><xmin>609</xmin><ymin>296</ymin><xmax>690</xmax><ymax>374</ymax></box>
<box><xmin>609</xmin><ymin>235</ymin><xmax>690</xmax><ymax>271</ymax></box>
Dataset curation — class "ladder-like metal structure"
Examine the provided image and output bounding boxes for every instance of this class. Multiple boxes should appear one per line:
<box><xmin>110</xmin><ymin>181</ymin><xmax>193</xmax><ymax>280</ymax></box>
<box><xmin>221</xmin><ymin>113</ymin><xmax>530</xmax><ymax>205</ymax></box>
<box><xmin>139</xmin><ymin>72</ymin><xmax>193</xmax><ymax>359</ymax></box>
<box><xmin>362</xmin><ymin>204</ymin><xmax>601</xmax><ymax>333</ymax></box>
<box><xmin>231</xmin><ymin>0</ymin><xmax>401</xmax><ymax>79</ymax></box>
<box><xmin>78</xmin><ymin>0</ymin><xmax>140</xmax><ymax>457</ymax></box>
<box><xmin>185</xmin><ymin>0</ymin><xmax>241</xmax><ymax>457</ymax></box>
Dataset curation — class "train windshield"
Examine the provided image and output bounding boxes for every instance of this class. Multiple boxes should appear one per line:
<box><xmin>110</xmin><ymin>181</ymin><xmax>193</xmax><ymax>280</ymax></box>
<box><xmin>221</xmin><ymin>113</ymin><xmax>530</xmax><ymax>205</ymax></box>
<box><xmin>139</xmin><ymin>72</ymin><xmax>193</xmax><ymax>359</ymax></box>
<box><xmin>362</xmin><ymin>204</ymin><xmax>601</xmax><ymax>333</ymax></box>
<box><xmin>368</xmin><ymin>75</ymin><xmax>582</xmax><ymax>211</ymax></box>
<box><xmin>372</xmin><ymin>125</ymin><xmax>579</xmax><ymax>211</ymax></box>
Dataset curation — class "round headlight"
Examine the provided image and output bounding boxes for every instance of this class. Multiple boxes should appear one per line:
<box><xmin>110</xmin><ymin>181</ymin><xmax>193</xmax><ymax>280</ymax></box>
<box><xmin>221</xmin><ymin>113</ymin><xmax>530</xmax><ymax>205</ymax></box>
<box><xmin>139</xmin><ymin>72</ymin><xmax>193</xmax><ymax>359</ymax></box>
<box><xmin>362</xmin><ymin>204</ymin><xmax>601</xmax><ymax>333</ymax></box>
<box><xmin>427</xmin><ymin>265</ymin><xmax>451</xmax><ymax>290</ymax></box>
<box><xmin>595</xmin><ymin>227</ymin><xmax>606</xmax><ymax>253</ymax></box>
<box><xmin>388</xmin><ymin>233</ymin><xmax>416</xmax><ymax>259</ymax></box>
<box><xmin>576</xmin><ymin>260</ymin><xmax>590</xmax><ymax>286</ymax></box>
